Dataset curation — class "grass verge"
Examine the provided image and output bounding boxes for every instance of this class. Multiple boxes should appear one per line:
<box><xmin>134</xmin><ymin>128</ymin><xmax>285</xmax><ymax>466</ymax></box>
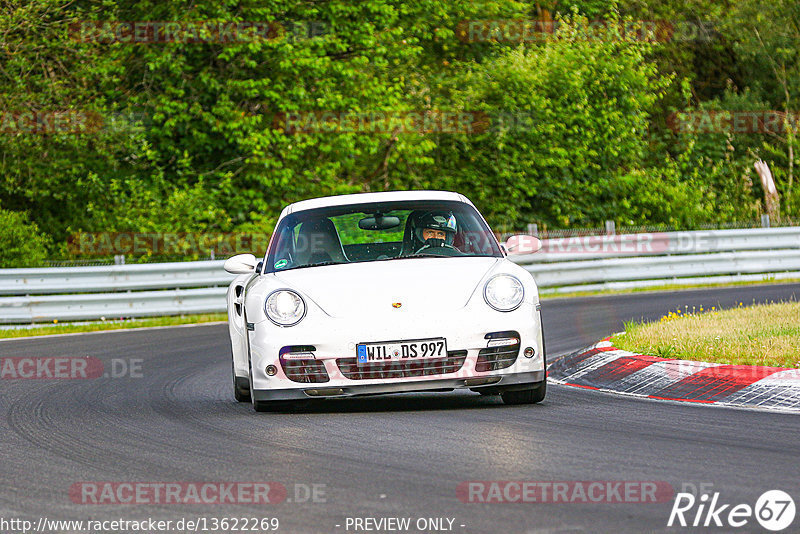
<box><xmin>612</xmin><ymin>301</ymin><xmax>800</xmax><ymax>368</ymax></box>
<box><xmin>0</xmin><ymin>313</ymin><xmax>227</xmax><ymax>339</ymax></box>
<box><xmin>540</xmin><ymin>277</ymin><xmax>800</xmax><ymax>300</ymax></box>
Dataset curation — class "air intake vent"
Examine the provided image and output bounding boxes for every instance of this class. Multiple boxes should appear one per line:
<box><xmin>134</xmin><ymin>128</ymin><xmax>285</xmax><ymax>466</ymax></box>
<box><xmin>476</xmin><ymin>331</ymin><xmax>521</xmax><ymax>372</ymax></box>
<box><xmin>279</xmin><ymin>345</ymin><xmax>329</xmax><ymax>383</ymax></box>
<box><xmin>336</xmin><ymin>350</ymin><xmax>468</xmax><ymax>380</ymax></box>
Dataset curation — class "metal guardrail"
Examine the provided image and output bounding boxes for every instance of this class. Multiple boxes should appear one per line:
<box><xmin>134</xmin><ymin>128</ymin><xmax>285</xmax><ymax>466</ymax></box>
<box><xmin>514</xmin><ymin>226</ymin><xmax>800</xmax><ymax>293</ymax></box>
<box><xmin>0</xmin><ymin>288</ymin><xmax>228</xmax><ymax>323</ymax></box>
<box><xmin>0</xmin><ymin>260</ymin><xmax>232</xmax><ymax>295</ymax></box>
<box><xmin>524</xmin><ymin>250</ymin><xmax>800</xmax><ymax>288</ymax></box>
<box><xmin>0</xmin><ymin>261</ymin><xmax>236</xmax><ymax>323</ymax></box>
<box><xmin>515</xmin><ymin>226</ymin><xmax>800</xmax><ymax>263</ymax></box>
<box><xmin>2</xmin><ymin>227</ymin><xmax>800</xmax><ymax>323</ymax></box>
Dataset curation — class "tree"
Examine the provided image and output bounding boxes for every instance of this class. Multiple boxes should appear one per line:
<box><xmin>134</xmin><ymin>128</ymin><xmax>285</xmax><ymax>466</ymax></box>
<box><xmin>721</xmin><ymin>0</ymin><xmax>800</xmax><ymax>214</ymax></box>
<box><xmin>0</xmin><ymin>207</ymin><xmax>50</xmax><ymax>267</ymax></box>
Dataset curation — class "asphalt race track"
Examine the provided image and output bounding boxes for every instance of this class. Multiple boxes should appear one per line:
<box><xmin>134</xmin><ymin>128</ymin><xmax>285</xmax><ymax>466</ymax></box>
<box><xmin>2</xmin><ymin>284</ymin><xmax>800</xmax><ymax>533</ymax></box>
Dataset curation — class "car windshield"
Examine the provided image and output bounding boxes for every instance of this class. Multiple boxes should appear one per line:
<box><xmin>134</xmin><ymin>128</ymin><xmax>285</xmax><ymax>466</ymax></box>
<box><xmin>265</xmin><ymin>199</ymin><xmax>502</xmax><ymax>273</ymax></box>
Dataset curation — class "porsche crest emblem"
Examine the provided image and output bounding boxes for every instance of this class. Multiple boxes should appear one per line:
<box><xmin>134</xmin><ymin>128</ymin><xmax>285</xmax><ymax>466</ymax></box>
<box><xmin>392</xmin><ymin>302</ymin><xmax>402</xmax><ymax>308</ymax></box>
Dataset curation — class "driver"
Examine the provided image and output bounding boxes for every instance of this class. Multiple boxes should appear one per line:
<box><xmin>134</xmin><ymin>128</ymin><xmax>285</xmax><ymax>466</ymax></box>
<box><xmin>414</xmin><ymin>212</ymin><xmax>458</xmax><ymax>253</ymax></box>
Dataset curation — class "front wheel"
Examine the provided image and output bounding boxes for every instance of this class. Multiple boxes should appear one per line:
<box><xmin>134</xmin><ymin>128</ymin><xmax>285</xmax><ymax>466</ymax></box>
<box><xmin>500</xmin><ymin>381</ymin><xmax>546</xmax><ymax>405</ymax></box>
<box><xmin>248</xmin><ymin>357</ymin><xmax>310</xmax><ymax>412</ymax></box>
<box><xmin>232</xmin><ymin>358</ymin><xmax>250</xmax><ymax>402</ymax></box>
<box><xmin>233</xmin><ymin>376</ymin><xmax>251</xmax><ymax>402</ymax></box>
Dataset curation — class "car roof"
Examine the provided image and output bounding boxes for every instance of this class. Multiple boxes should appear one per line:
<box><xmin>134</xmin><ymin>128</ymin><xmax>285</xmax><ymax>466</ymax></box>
<box><xmin>279</xmin><ymin>190</ymin><xmax>473</xmax><ymax>218</ymax></box>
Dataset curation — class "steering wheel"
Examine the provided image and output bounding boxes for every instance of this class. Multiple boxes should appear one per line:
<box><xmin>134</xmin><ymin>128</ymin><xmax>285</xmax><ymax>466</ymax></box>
<box><xmin>414</xmin><ymin>243</ymin><xmax>461</xmax><ymax>256</ymax></box>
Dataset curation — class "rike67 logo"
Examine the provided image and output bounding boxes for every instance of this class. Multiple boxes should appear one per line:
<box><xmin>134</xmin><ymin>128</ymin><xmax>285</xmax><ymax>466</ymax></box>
<box><xmin>668</xmin><ymin>489</ymin><xmax>795</xmax><ymax>531</ymax></box>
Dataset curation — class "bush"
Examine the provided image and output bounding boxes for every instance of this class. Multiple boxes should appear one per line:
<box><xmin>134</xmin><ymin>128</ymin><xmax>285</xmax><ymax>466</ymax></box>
<box><xmin>0</xmin><ymin>208</ymin><xmax>50</xmax><ymax>267</ymax></box>
<box><xmin>433</xmin><ymin>13</ymin><xmax>674</xmax><ymax>228</ymax></box>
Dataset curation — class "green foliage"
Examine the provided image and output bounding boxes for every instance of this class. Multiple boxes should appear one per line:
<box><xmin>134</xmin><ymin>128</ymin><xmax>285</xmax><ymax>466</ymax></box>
<box><xmin>0</xmin><ymin>207</ymin><xmax>50</xmax><ymax>267</ymax></box>
<box><xmin>619</xmin><ymin>0</ymin><xmax>800</xmax><ymax>220</ymax></box>
<box><xmin>720</xmin><ymin>0</ymin><xmax>800</xmax><ymax>214</ymax></box>
<box><xmin>431</xmin><ymin>13</ymin><xmax>681</xmax><ymax>227</ymax></box>
<box><xmin>0</xmin><ymin>0</ymin><xmax>798</xmax><ymax>265</ymax></box>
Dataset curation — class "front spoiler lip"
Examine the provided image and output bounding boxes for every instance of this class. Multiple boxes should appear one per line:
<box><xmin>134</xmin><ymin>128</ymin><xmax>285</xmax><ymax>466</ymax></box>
<box><xmin>251</xmin><ymin>370</ymin><xmax>545</xmax><ymax>402</ymax></box>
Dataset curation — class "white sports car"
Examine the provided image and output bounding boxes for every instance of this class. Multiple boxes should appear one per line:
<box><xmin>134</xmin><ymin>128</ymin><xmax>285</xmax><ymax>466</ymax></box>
<box><xmin>224</xmin><ymin>190</ymin><xmax>546</xmax><ymax>411</ymax></box>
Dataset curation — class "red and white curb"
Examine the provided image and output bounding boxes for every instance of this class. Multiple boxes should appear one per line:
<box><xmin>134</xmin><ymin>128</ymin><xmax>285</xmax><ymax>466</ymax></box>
<box><xmin>548</xmin><ymin>338</ymin><xmax>800</xmax><ymax>413</ymax></box>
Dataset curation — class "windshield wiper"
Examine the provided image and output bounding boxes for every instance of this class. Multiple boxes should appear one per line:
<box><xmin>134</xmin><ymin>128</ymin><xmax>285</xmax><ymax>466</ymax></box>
<box><xmin>403</xmin><ymin>252</ymin><xmax>448</xmax><ymax>258</ymax></box>
<box><xmin>274</xmin><ymin>260</ymin><xmax>349</xmax><ymax>272</ymax></box>
<box><xmin>305</xmin><ymin>260</ymin><xmax>349</xmax><ymax>268</ymax></box>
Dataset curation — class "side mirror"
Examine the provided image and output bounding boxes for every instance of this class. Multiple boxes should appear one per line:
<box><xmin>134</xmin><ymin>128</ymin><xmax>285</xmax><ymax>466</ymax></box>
<box><xmin>505</xmin><ymin>234</ymin><xmax>542</xmax><ymax>255</ymax></box>
<box><xmin>224</xmin><ymin>253</ymin><xmax>258</xmax><ymax>274</ymax></box>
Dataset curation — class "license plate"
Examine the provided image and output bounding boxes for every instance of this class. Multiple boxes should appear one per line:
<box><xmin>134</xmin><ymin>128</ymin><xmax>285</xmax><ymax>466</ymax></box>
<box><xmin>356</xmin><ymin>338</ymin><xmax>447</xmax><ymax>365</ymax></box>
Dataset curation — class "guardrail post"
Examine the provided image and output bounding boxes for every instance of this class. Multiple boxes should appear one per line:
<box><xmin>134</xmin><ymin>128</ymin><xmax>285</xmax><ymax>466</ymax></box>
<box><xmin>605</xmin><ymin>220</ymin><xmax>616</xmax><ymax>236</ymax></box>
<box><xmin>114</xmin><ymin>254</ymin><xmax>126</xmax><ymax>265</ymax></box>
<box><xmin>527</xmin><ymin>223</ymin><xmax>538</xmax><ymax>237</ymax></box>
<box><xmin>761</xmin><ymin>214</ymin><xmax>771</xmax><ymax>228</ymax></box>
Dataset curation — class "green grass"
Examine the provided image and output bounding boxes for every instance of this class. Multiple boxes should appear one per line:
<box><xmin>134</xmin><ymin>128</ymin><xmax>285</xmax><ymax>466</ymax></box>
<box><xmin>539</xmin><ymin>277</ymin><xmax>800</xmax><ymax>300</ymax></box>
<box><xmin>0</xmin><ymin>313</ymin><xmax>227</xmax><ymax>339</ymax></box>
<box><xmin>612</xmin><ymin>301</ymin><xmax>800</xmax><ymax>368</ymax></box>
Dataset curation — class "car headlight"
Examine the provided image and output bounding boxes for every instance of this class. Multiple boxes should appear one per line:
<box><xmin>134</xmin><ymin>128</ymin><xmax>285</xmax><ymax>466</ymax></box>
<box><xmin>265</xmin><ymin>289</ymin><xmax>306</xmax><ymax>326</ymax></box>
<box><xmin>484</xmin><ymin>274</ymin><xmax>524</xmax><ymax>311</ymax></box>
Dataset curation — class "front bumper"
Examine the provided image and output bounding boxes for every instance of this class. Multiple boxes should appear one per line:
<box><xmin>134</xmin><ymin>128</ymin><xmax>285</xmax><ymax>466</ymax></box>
<box><xmin>246</xmin><ymin>300</ymin><xmax>545</xmax><ymax>394</ymax></box>
<box><xmin>252</xmin><ymin>370</ymin><xmax>545</xmax><ymax>401</ymax></box>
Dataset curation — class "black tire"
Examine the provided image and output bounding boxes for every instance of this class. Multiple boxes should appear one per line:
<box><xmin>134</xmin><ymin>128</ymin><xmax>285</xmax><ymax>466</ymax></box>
<box><xmin>248</xmin><ymin>354</ymin><xmax>308</xmax><ymax>412</ymax></box>
<box><xmin>232</xmin><ymin>355</ymin><xmax>251</xmax><ymax>402</ymax></box>
<box><xmin>244</xmin><ymin>320</ymin><xmax>308</xmax><ymax>412</ymax></box>
<box><xmin>500</xmin><ymin>381</ymin><xmax>546</xmax><ymax>405</ymax></box>
<box><xmin>233</xmin><ymin>376</ymin><xmax>251</xmax><ymax>402</ymax></box>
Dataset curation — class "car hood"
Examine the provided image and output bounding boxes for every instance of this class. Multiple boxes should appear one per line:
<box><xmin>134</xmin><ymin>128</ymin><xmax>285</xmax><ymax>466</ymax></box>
<box><xmin>272</xmin><ymin>257</ymin><xmax>501</xmax><ymax>318</ymax></box>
